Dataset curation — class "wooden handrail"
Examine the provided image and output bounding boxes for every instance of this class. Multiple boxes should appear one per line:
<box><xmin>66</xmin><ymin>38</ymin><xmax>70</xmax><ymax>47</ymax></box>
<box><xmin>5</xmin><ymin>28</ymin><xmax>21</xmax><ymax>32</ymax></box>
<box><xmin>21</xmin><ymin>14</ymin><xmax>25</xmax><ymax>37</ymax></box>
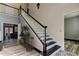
<box><xmin>21</xmin><ymin>7</ymin><xmax>47</xmax><ymax>29</ymax></box>
<box><xmin>21</xmin><ymin>14</ymin><xmax>43</xmax><ymax>44</ymax></box>
<box><xmin>20</xmin><ymin>6</ymin><xmax>47</xmax><ymax>56</ymax></box>
<box><xmin>0</xmin><ymin>3</ymin><xmax>19</xmax><ymax>10</ymax></box>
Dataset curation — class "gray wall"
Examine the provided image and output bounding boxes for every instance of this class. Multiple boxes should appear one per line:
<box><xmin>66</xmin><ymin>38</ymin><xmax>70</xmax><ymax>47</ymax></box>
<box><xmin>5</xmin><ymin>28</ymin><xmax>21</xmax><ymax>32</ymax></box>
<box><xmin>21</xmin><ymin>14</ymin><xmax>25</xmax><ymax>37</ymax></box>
<box><xmin>0</xmin><ymin>3</ymin><xmax>27</xmax><ymax>15</ymax></box>
<box><xmin>0</xmin><ymin>3</ymin><xmax>27</xmax><ymax>41</ymax></box>
<box><xmin>65</xmin><ymin>16</ymin><xmax>79</xmax><ymax>40</ymax></box>
<box><xmin>0</xmin><ymin>13</ymin><xmax>19</xmax><ymax>30</ymax></box>
<box><xmin>0</xmin><ymin>13</ymin><xmax>19</xmax><ymax>41</ymax></box>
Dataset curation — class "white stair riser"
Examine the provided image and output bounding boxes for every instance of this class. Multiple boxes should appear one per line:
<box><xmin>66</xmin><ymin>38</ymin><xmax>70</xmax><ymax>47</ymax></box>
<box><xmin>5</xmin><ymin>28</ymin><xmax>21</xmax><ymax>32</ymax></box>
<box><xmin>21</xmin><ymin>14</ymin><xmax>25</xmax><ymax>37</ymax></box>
<box><xmin>46</xmin><ymin>40</ymin><xmax>53</xmax><ymax>43</ymax></box>
<box><xmin>40</xmin><ymin>37</ymin><xmax>51</xmax><ymax>40</ymax></box>
<box><xmin>47</xmin><ymin>43</ymin><xmax>57</xmax><ymax>50</ymax></box>
<box><xmin>38</xmin><ymin>34</ymin><xmax>49</xmax><ymax>37</ymax></box>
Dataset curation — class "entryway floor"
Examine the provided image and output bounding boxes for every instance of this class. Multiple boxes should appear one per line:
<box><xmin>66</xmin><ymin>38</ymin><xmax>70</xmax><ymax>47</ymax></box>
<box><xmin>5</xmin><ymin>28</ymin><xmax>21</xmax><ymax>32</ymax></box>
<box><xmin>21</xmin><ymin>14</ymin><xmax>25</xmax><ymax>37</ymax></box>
<box><xmin>3</xmin><ymin>39</ymin><xmax>17</xmax><ymax>48</ymax></box>
<box><xmin>0</xmin><ymin>44</ymin><xmax>41</xmax><ymax>56</ymax></box>
<box><xmin>0</xmin><ymin>39</ymin><xmax>77</xmax><ymax>56</ymax></box>
<box><xmin>64</xmin><ymin>39</ymin><xmax>79</xmax><ymax>56</ymax></box>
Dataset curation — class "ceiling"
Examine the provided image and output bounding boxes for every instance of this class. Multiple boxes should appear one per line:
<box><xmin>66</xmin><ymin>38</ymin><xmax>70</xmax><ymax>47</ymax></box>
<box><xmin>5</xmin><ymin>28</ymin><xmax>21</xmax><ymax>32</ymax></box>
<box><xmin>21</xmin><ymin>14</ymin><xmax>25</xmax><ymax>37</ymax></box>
<box><xmin>65</xmin><ymin>11</ymin><xmax>79</xmax><ymax>19</ymax></box>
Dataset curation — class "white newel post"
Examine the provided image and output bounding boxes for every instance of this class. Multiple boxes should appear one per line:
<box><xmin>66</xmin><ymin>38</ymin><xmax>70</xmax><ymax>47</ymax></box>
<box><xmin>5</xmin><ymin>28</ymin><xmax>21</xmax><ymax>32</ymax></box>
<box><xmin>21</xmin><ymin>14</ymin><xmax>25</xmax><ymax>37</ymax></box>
<box><xmin>18</xmin><ymin>23</ymin><xmax>21</xmax><ymax>43</ymax></box>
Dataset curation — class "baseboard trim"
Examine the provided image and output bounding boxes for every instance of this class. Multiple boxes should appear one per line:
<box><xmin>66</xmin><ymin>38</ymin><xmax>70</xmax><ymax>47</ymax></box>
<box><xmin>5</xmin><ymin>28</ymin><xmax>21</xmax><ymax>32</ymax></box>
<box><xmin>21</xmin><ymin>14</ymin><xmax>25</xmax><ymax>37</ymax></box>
<box><xmin>33</xmin><ymin>47</ymin><xmax>42</xmax><ymax>53</ymax></box>
<box><xmin>25</xmin><ymin>42</ymin><xmax>42</xmax><ymax>54</ymax></box>
<box><xmin>65</xmin><ymin>39</ymin><xmax>79</xmax><ymax>42</ymax></box>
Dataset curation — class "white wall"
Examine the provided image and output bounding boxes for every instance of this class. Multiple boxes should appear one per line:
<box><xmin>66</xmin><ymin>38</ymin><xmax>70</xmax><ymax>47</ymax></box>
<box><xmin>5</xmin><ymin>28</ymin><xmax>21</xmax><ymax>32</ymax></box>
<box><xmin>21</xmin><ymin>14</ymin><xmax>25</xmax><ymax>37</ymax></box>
<box><xmin>29</xmin><ymin>3</ymin><xmax>79</xmax><ymax>50</ymax></box>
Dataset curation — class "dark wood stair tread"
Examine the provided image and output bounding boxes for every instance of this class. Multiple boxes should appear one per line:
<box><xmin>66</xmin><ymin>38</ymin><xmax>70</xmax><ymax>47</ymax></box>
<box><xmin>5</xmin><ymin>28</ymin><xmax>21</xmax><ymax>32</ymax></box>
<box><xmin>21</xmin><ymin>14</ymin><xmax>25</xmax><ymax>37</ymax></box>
<box><xmin>46</xmin><ymin>38</ymin><xmax>53</xmax><ymax>41</ymax></box>
<box><xmin>47</xmin><ymin>45</ymin><xmax>61</xmax><ymax>56</ymax></box>
<box><xmin>46</xmin><ymin>41</ymin><xmax>56</xmax><ymax>46</ymax></box>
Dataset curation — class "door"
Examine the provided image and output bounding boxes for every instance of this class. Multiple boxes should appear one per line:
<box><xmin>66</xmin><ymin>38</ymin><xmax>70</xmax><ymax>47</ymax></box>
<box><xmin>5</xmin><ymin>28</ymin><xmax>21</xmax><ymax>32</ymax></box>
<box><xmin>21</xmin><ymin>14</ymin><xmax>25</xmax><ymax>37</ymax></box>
<box><xmin>3</xmin><ymin>23</ymin><xmax>18</xmax><ymax>47</ymax></box>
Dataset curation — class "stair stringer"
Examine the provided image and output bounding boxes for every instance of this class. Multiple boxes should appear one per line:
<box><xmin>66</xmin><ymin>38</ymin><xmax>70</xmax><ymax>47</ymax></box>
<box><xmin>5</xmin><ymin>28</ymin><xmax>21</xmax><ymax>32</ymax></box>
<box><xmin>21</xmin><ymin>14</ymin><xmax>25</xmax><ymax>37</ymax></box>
<box><xmin>29</xmin><ymin>28</ymin><xmax>43</xmax><ymax>52</ymax></box>
<box><xmin>20</xmin><ymin>16</ymin><xmax>43</xmax><ymax>52</ymax></box>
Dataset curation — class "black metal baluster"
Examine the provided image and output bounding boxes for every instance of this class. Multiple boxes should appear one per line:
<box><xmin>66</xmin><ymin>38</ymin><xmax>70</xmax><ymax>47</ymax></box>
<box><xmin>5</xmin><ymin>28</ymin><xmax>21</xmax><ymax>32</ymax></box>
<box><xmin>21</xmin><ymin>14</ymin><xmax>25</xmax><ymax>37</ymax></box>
<box><xmin>43</xmin><ymin>26</ymin><xmax>47</xmax><ymax>56</ymax></box>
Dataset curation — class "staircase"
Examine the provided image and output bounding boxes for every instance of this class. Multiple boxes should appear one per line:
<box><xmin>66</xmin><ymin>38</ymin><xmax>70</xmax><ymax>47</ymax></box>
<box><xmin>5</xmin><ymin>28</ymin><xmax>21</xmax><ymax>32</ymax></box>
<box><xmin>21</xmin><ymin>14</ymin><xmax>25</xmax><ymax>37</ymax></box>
<box><xmin>33</xmin><ymin>28</ymin><xmax>61</xmax><ymax>56</ymax></box>
<box><xmin>20</xmin><ymin>6</ymin><xmax>61</xmax><ymax>56</ymax></box>
<box><xmin>0</xmin><ymin>3</ymin><xmax>61</xmax><ymax>56</ymax></box>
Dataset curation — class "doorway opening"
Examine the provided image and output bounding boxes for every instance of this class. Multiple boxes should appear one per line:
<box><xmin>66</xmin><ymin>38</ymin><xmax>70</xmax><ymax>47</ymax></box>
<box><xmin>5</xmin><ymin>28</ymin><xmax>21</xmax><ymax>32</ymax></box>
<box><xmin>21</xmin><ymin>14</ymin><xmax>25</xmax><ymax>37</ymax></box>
<box><xmin>3</xmin><ymin>23</ymin><xmax>18</xmax><ymax>48</ymax></box>
<box><xmin>64</xmin><ymin>12</ymin><xmax>79</xmax><ymax>55</ymax></box>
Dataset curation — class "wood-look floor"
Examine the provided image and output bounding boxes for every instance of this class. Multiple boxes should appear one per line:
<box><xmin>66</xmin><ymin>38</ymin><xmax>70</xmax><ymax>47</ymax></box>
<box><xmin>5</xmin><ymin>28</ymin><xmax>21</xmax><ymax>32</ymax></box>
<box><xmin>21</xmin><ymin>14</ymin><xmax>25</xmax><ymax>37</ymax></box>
<box><xmin>65</xmin><ymin>39</ymin><xmax>79</xmax><ymax>55</ymax></box>
<box><xmin>0</xmin><ymin>42</ymin><xmax>76</xmax><ymax>56</ymax></box>
<box><xmin>0</xmin><ymin>44</ymin><xmax>41</xmax><ymax>56</ymax></box>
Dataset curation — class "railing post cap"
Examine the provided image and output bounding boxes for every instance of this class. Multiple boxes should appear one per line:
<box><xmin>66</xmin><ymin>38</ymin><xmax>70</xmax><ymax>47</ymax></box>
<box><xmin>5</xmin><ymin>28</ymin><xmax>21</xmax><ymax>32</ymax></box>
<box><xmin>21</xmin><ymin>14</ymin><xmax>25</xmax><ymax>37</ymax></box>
<box><xmin>44</xmin><ymin>26</ymin><xmax>47</xmax><ymax>28</ymax></box>
<box><xmin>20</xmin><ymin>5</ymin><xmax>22</xmax><ymax>8</ymax></box>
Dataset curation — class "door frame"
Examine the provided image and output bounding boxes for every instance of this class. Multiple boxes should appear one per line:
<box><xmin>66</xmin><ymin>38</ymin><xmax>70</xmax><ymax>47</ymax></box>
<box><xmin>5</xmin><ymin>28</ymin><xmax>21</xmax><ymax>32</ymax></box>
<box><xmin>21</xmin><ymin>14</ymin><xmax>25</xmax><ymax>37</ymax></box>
<box><xmin>3</xmin><ymin>23</ymin><xmax>18</xmax><ymax>41</ymax></box>
<box><xmin>1</xmin><ymin>22</ymin><xmax>20</xmax><ymax>43</ymax></box>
